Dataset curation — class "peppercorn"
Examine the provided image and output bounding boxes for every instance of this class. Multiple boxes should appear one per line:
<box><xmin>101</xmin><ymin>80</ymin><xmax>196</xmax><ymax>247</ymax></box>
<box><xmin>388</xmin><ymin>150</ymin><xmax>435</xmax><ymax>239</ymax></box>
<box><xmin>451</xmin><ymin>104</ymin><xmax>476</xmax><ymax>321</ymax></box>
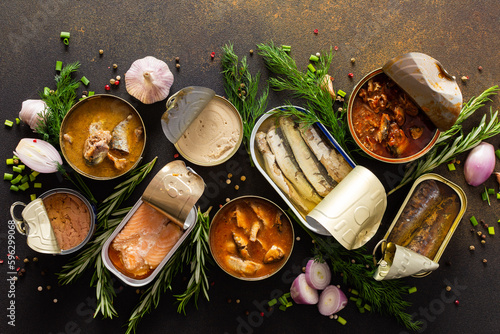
<box><xmin>113</xmin><ymin>63</ymin><xmax>118</xmax><ymax>69</ymax></box>
<box><xmin>477</xmin><ymin>231</ymin><xmax>482</xmax><ymax>237</ymax></box>
<box><xmin>105</xmin><ymin>84</ymin><xmax>111</xmax><ymax>91</ymax></box>
<box><xmin>234</xmin><ymin>185</ymin><xmax>239</xmax><ymax>190</ymax></box>
<box><xmin>23</xmin><ymin>258</ymin><xmax>29</xmax><ymax>263</ymax></box>
<box><xmin>20</xmin><ymin>268</ymin><xmax>26</xmax><ymax>273</ymax></box>
<box><xmin>240</xmin><ymin>176</ymin><xmax>246</xmax><ymax>181</ymax></box>
<box><xmin>348</xmin><ymin>73</ymin><xmax>354</xmax><ymax>78</ymax></box>
<box><xmin>46</xmin><ymin>285</ymin><xmax>51</xmax><ymax>290</ymax></box>
<box><xmin>37</xmin><ymin>286</ymin><xmax>43</xmax><ymax>291</ymax></box>
<box><xmin>454</xmin><ymin>300</ymin><xmax>459</xmax><ymax>306</ymax></box>
<box><xmin>483</xmin><ymin>259</ymin><xmax>488</xmax><ymax>263</ymax></box>
<box><xmin>469</xmin><ymin>245</ymin><xmax>475</xmax><ymax>251</ymax></box>
<box><xmin>296</xmin><ymin>236</ymin><xmax>300</xmax><ymax>241</ymax></box>
<box><xmin>478</xmin><ymin>66</ymin><xmax>483</xmax><ymax>71</ymax></box>
<box><xmin>33</xmin><ymin>257</ymin><xmax>38</xmax><ymax>262</ymax></box>
<box><xmin>445</xmin><ymin>286</ymin><xmax>451</xmax><ymax>292</ymax></box>
<box><xmin>53</xmin><ymin>299</ymin><xmax>58</xmax><ymax>303</ymax></box>
<box><xmin>249</xmin><ymin>49</ymin><xmax>254</xmax><ymax>55</ymax></box>
<box><xmin>110</xmin><ymin>78</ymin><xmax>116</xmax><ymax>85</ymax></box>
<box><xmin>226</xmin><ymin>179</ymin><xmax>231</xmax><ymax>184</ymax></box>
<box><xmin>99</xmin><ymin>49</ymin><xmax>104</xmax><ymax>55</ymax></box>
<box><xmin>176</xmin><ymin>63</ymin><xmax>180</xmax><ymax>69</ymax></box>
<box><xmin>236</xmin><ymin>299</ymin><xmax>240</xmax><ymax>303</ymax></box>
<box><xmin>228</xmin><ymin>173</ymin><xmax>233</xmax><ymax>178</ymax></box>
<box><xmin>175</xmin><ymin>57</ymin><xmax>180</xmax><ymax>62</ymax></box>
<box><xmin>225</xmin><ymin>198</ymin><xmax>230</xmax><ymax>202</ymax></box>
<box><xmin>484</xmin><ymin>223</ymin><xmax>489</xmax><ymax>228</ymax></box>
<box><xmin>470</xmin><ymin>228</ymin><xmax>475</xmax><ymax>233</ymax></box>
<box><xmin>350</xmin><ymin>57</ymin><xmax>356</xmax><ymax>64</ymax></box>
<box><xmin>114</xmin><ymin>80</ymin><xmax>120</xmax><ymax>86</ymax></box>
<box><xmin>227</xmin><ymin>298</ymin><xmax>232</xmax><ymax>303</ymax></box>
<box><xmin>482</xmin><ymin>234</ymin><xmax>486</xmax><ymax>239</ymax></box>
<box><xmin>116</xmin><ymin>75</ymin><xmax>121</xmax><ymax>81</ymax></box>
<box><xmin>82</xmin><ymin>91</ymin><xmax>88</xmax><ymax>96</ymax></box>
<box><xmin>481</xmin><ymin>239</ymin><xmax>486</xmax><ymax>244</ymax></box>
<box><xmin>461</xmin><ymin>75</ymin><xmax>468</xmax><ymax>82</ymax></box>
<box><xmin>302</xmin><ymin>267</ymin><xmax>306</xmax><ymax>272</ymax></box>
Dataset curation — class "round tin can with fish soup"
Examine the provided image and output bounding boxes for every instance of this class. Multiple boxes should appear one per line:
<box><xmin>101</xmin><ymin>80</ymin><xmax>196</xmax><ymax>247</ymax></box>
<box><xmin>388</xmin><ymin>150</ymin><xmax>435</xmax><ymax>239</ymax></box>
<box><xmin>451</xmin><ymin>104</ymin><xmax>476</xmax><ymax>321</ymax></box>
<box><xmin>161</xmin><ymin>86</ymin><xmax>243</xmax><ymax>166</ymax></box>
<box><xmin>348</xmin><ymin>53</ymin><xmax>462</xmax><ymax>163</ymax></box>
<box><xmin>383</xmin><ymin>173</ymin><xmax>466</xmax><ymax>277</ymax></box>
<box><xmin>10</xmin><ymin>188</ymin><xmax>95</xmax><ymax>255</ymax></box>
<box><xmin>209</xmin><ymin>196</ymin><xmax>294</xmax><ymax>281</ymax></box>
<box><xmin>60</xmin><ymin>94</ymin><xmax>146</xmax><ymax>180</ymax></box>
<box><xmin>101</xmin><ymin>160</ymin><xmax>205</xmax><ymax>287</ymax></box>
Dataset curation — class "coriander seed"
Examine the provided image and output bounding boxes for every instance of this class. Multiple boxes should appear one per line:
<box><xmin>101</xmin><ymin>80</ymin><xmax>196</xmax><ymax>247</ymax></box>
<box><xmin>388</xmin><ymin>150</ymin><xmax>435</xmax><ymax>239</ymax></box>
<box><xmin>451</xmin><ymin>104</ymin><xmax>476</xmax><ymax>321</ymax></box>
<box><xmin>99</xmin><ymin>49</ymin><xmax>104</xmax><ymax>55</ymax></box>
<box><xmin>446</xmin><ymin>286</ymin><xmax>451</xmax><ymax>292</ymax></box>
<box><xmin>113</xmin><ymin>63</ymin><xmax>118</xmax><ymax>69</ymax></box>
<box><xmin>110</xmin><ymin>78</ymin><xmax>116</xmax><ymax>85</ymax></box>
<box><xmin>176</xmin><ymin>63</ymin><xmax>180</xmax><ymax>69</ymax></box>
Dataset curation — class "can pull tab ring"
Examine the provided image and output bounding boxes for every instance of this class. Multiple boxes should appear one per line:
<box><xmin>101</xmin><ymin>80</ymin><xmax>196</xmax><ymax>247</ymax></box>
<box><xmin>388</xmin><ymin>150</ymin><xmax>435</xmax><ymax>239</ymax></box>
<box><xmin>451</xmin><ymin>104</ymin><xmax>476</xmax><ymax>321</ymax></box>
<box><xmin>10</xmin><ymin>201</ymin><xmax>27</xmax><ymax>235</ymax></box>
<box><xmin>372</xmin><ymin>239</ymin><xmax>387</xmax><ymax>266</ymax></box>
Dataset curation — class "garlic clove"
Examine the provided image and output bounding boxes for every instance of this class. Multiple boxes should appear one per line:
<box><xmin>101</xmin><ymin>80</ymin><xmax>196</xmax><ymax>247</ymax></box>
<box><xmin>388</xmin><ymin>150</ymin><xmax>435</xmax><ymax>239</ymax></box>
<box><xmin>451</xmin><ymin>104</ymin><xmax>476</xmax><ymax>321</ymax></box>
<box><xmin>125</xmin><ymin>56</ymin><xmax>174</xmax><ymax>104</ymax></box>
<box><xmin>19</xmin><ymin>99</ymin><xmax>47</xmax><ymax>131</ymax></box>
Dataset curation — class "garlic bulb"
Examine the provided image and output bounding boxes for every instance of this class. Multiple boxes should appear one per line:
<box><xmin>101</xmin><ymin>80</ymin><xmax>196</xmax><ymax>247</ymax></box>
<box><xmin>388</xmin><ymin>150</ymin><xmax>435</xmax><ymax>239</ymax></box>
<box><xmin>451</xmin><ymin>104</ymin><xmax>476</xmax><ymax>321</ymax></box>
<box><xmin>19</xmin><ymin>99</ymin><xmax>47</xmax><ymax>131</ymax></box>
<box><xmin>125</xmin><ymin>56</ymin><xmax>174</xmax><ymax>104</ymax></box>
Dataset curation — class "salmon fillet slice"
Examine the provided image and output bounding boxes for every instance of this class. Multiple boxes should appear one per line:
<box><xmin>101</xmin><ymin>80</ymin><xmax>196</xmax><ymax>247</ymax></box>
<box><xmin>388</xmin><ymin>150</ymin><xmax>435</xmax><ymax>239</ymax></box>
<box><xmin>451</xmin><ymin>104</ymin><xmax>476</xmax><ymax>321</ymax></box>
<box><xmin>144</xmin><ymin>223</ymin><xmax>183</xmax><ymax>268</ymax></box>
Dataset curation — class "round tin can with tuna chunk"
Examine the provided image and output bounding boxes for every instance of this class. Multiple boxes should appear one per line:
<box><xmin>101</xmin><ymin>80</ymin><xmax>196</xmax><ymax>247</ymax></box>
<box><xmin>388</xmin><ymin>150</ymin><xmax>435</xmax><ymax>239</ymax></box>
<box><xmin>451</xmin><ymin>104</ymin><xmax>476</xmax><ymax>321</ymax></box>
<box><xmin>60</xmin><ymin>94</ymin><xmax>146</xmax><ymax>180</ymax></box>
<box><xmin>209</xmin><ymin>196</ymin><xmax>295</xmax><ymax>281</ymax></box>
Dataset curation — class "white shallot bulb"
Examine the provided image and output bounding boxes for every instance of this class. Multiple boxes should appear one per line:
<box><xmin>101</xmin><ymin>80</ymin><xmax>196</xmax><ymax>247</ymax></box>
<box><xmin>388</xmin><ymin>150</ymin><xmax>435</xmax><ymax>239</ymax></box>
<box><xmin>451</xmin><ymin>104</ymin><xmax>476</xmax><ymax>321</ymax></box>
<box><xmin>19</xmin><ymin>99</ymin><xmax>47</xmax><ymax>131</ymax></box>
<box><xmin>14</xmin><ymin>138</ymin><xmax>63</xmax><ymax>173</ymax></box>
<box><xmin>125</xmin><ymin>56</ymin><xmax>174</xmax><ymax>104</ymax></box>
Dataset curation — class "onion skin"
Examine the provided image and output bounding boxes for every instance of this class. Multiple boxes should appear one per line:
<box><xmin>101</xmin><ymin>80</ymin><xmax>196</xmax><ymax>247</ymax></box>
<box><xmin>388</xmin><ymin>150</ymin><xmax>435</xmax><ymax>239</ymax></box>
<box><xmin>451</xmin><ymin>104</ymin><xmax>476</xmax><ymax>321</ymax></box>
<box><xmin>305</xmin><ymin>259</ymin><xmax>331</xmax><ymax>290</ymax></box>
<box><xmin>290</xmin><ymin>273</ymin><xmax>319</xmax><ymax>305</ymax></box>
<box><xmin>317</xmin><ymin>285</ymin><xmax>348</xmax><ymax>316</ymax></box>
<box><xmin>463</xmin><ymin>142</ymin><xmax>496</xmax><ymax>186</ymax></box>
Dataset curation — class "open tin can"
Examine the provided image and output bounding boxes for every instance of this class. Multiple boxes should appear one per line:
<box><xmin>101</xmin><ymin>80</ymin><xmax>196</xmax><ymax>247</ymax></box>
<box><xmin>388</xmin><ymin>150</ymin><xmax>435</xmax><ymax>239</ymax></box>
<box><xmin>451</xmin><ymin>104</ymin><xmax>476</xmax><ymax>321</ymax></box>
<box><xmin>10</xmin><ymin>188</ymin><xmax>95</xmax><ymax>255</ymax></box>
<box><xmin>374</xmin><ymin>173</ymin><xmax>467</xmax><ymax>279</ymax></box>
<box><xmin>250</xmin><ymin>107</ymin><xmax>387</xmax><ymax>250</ymax></box>
<box><xmin>347</xmin><ymin>53</ymin><xmax>462</xmax><ymax>163</ymax></box>
<box><xmin>161</xmin><ymin>86</ymin><xmax>243</xmax><ymax>166</ymax></box>
<box><xmin>101</xmin><ymin>160</ymin><xmax>205</xmax><ymax>286</ymax></box>
<box><xmin>209</xmin><ymin>196</ymin><xmax>294</xmax><ymax>281</ymax></box>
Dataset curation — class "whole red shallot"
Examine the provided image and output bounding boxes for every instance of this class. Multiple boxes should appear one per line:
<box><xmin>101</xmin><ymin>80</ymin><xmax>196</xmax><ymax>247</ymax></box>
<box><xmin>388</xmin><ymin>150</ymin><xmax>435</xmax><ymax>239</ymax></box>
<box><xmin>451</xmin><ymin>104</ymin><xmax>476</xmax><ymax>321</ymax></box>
<box><xmin>463</xmin><ymin>142</ymin><xmax>496</xmax><ymax>186</ymax></box>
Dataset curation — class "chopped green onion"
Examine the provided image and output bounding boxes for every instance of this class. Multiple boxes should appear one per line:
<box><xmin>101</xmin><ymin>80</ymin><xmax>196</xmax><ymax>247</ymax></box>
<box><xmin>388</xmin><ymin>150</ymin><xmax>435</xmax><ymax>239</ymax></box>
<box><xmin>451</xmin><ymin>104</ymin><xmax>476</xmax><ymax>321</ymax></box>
<box><xmin>55</xmin><ymin>60</ymin><xmax>63</xmax><ymax>71</ymax></box>
<box><xmin>30</xmin><ymin>194</ymin><xmax>36</xmax><ymax>201</ymax></box>
<box><xmin>43</xmin><ymin>87</ymin><xmax>50</xmax><ymax>96</ymax></box>
<box><xmin>482</xmin><ymin>191</ymin><xmax>488</xmax><ymax>201</ymax></box>
<box><xmin>488</xmin><ymin>188</ymin><xmax>495</xmax><ymax>195</ymax></box>
<box><xmin>496</xmin><ymin>149</ymin><xmax>500</xmax><ymax>160</ymax></box>
<box><xmin>283</xmin><ymin>292</ymin><xmax>291</xmax><ymax>298</ymax></box>
<box><xmin>355</xmin><ymin>298</ymin><xmax>363</xmax><ymax>308</ymax></box>
<box><xmin>337</xmin><ymin>316</ymin><xmax>347</xmax><ymax>325</ymax></box>
<box><xmin>307</xmin><ymin>64</ymin><xmax>316</xmax><ymax>73</ymax></box>
<box><xmin>337</xmin><ymin>89</ymin><xmax>347</xmax><ymax>97</ymax></box>
<box><xmin>358</xmin><ymin>306</ymin><xmax>365</xmax><ymax>314</ymax></box>
<box><xmin>18</xmin><ymin>182</ymin><xmax>29</xmax><ymax>191</ymax></box>
<box><xmin>60</xmin><ymin>31</ymin><xmax>71</xmax><ymax>39</ymax></box>
<box><xmin>281</xmin><ymin>45</ymin><xmax>291</xmax><ymax>51</ymax></box>
<box><xmin>29</xmin><ymin>174</ymin><xmax>36</xmax><ymax>182</ymax></box>
<box><xmin>484</xmin><ymin>187</ymin><xmax>491</xmax><ymax>206</ymax></box>
<box><xmin>4</xmin><ymin>173</ymin><xmax>13</xmax><ymax>181</ymax></box>
<box><xmin>447</xmin><ymin>163</ymin><xmax>456</xmax><ymax>171</ymax></box>
<box><xmin>10</xmin><ymin>185</ymin><xmax>19</xmax><ymax>192</ymax></box>
<box><xmin>81</xmin><ymin>76</ymin><xmax>90</xmax><ymax>86</ymax></box>
<box><xmin>285</xmin><ymin>301</ymin><xmax>293</xmax><ymax>307</ymax></box>
<box><xmin>11</xmin><ymin>174</ymin><xmax>22</xmax><ymax>184</ymax></box>
<box><xmin>34</xmin><ymin>182</ymin><xmax>42</xmax><ymax>188</ymax></box>
<box><xmin>408</xmin><ymin>286</ymin><xmax>417</xmax><ymax>294</ymax></box>
<box><xmin>364</xmin><ymin>304</ymin><xmax>372</xmax><ymax>312</ymax></box>
<box><xmin>6</xmin><ymin>158</ymin><xmax>14</xmax><ymax>165</ymax></box>
<box><xmin>488</xmin><ymin>226</ymin><xmax>495</xmax><ymax>235</ymax></box>
<box><xmin>18</xmin><ymin>164</ymin><xmax>25</xmax><ymax>170</ymax></box>
<box><xmin>31</xmin><ymin>171</ymin><xmax>40</xmax><ymax>178</ymax></box>
<box><xmin>349</xmin><ymin>296</ymin><xmax>358</xmax><ymax>302</ymax></box>
<box><xmin>12</xmin><ymin>166</ymin><xmax>22</xmax><ymax>173</ymax></box>
<box><xmin>350</xmin><ymin>289</ymin><xmax>359</xmax><ymax>295</ymax></box>
<box><xmin>16</xmin><ymin>118</ymin><xmax>20</xmax><ymax>125</ymax></box>
<box><xmin>279</xmin><ymin>305</ymin><xmax>287</xmax><ymax>311</ymax></box>
<box><xmin>497</xmin><ymin>193</ymin><xmax>500</xmax><ymax>200</ymax></box>
<box><xmin>20</xmin><ymin>175</ymin><xmax>29</xmax><ymax>184</ymax></box>
<box><xmin>267</xmin><ymin>298</ymin><xmax>277</xmax><ymax>306</ymax></box>
<box><xmin>309</xmin><ymin>55</ymin><xmax>319</xmax><ymax>62</ymax></box>
<box><xmin>5</xmin><ymin>120</ymin><xmax>13</xmax><ymax>127</ymax></box>
<box><xmin>470</xmin><ymin>216</ymin><xmax>479</xmax><ymax>226</ymax></box>
<box><xmin>88</xmin><ymin>91</ymin><xmax>95</xmax><ymax>96</ymax></box>
<box><xmin>63</xmin><ymin>38</ymin><xmax>69</xmax><ymax>45</ymax></box>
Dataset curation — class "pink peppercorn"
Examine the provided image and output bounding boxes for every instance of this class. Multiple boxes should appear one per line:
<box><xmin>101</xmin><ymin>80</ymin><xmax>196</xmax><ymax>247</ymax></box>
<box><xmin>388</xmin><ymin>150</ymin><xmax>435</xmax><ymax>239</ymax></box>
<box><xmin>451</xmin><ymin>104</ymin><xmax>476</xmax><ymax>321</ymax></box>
<box><xmin>105</xmin><ymin>84</ymin><xmax>111</xmax><ymax>91</ymax></box>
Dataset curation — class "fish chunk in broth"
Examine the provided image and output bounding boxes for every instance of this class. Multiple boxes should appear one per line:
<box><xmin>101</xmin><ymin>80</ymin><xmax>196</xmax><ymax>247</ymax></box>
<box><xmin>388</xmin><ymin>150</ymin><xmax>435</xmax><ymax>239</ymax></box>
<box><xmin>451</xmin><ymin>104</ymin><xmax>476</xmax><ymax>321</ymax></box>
<box><xmin>83</xmin><ymin>121</ymin><xmax>112</xmax><ymax>165</ymax></box>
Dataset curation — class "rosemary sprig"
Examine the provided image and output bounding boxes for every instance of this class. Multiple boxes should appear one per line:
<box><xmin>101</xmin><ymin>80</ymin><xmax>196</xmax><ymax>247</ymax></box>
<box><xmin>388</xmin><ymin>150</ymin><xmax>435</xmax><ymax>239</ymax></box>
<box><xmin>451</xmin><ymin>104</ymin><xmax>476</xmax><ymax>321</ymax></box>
<box><xmin>36</xmin><ymin>62</ymin><xmax>81</xmax><ymax>146</ymax></box>
<box><xmin>57</xmin><ymin>157</ymin><xmax>158</xmax><ymax>319</ymax></box>
<box><xmin>126</xmin><ymin>207</ymin><xmax>212</xmax><ymax>334</ymax></box>
<box><xmin>174</xmin><ymin>207</ymin><xmax>212</xmax><ymax>313</ymax></box>
<box><xmin>221</xmin><ymin>43</ymin><xmax>269</xmax><ymax>155</ymax></box>
<box><xmin>291</xmin><ymin>211</ymin><xmax>421</xmax><ymax>331</ymax></box>
<box><xmin>389</xmin><ymin>87</ymin><xmax>500</xmax><ymax>195</ymax></box>
<box><xmin>56</xmin><ymin>163</ymin><xmax>98</xmax><ymax>205</ymax></box>
<box><xmin>257</xmin><ymin>42</ymin><xmax>352</xmax><ymax>153</ymax></box>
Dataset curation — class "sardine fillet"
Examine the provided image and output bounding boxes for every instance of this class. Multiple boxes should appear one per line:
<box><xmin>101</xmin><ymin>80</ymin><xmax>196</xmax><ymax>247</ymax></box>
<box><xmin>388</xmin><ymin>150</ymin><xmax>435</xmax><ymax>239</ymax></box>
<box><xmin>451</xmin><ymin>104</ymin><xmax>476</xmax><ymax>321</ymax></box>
<box><xmin>110</xmin><ymin>115</ymin><xmax>132</xmax><ymax>154</ymax></box>
<box><xmin>255</xmin><ymin>131</ymin><xmax>317</xmax><ymax>213</ymax></box>
<box><xmin>300</xmin><ymin>125</ymin><xmax>353</xmax><ymax>184</ymax></box>
<box><xmin>278</xmin><ymin>117</ymin><xmax>334</xmax><ymax>197</ymax></box>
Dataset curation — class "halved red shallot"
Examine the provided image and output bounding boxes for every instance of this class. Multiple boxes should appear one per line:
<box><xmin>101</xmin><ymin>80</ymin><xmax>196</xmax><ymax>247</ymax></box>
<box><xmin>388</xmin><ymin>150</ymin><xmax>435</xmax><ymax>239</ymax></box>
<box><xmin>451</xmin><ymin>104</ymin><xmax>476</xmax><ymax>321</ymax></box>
<box><xmin>317</xmin><ymin>285</ymin><xmax>348</xmax><ymax>316</ymax></box>
<box><xmin>463</xmin><ymin>142</ymin><xmax>496</xmax><ymax>186</ymax></box>
<box><xmin>305</xmin><ymin>259</ymin><xmax>331</xmax><ymax>290</ymax></box>
<box><xmin>290</xmin><ymin>273</ymin><xmax>318</xmax><ymax>305</ymax></box>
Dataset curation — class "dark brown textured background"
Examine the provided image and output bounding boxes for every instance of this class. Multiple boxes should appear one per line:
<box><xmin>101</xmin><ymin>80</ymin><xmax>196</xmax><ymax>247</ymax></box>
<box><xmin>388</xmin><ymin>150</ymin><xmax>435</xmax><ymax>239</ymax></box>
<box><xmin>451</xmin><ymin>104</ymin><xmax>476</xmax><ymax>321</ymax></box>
<box><xmin>1</xmin><ymin>1</ymin><xmax>499</xmax><ymax>333</ymax></box>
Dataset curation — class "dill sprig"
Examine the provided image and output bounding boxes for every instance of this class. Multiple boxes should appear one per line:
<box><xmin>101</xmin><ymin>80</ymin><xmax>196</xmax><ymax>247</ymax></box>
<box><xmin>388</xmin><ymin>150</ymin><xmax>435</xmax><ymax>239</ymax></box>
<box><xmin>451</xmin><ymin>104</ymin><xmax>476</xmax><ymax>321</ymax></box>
<box><xmin>291</xmin><ymin>211</ymin><xmax>421</xmax><ymax>331</ymax></box>
<box><xmin>257</xmin><ymin>41</ymin><xmax>352</xmax><ymax>153</ymax></box>
<box><xmin>126</xmin><ymin>207</ymin><xmax>212</xmax><ymax>334</ymax></box>
<box><xmin>389</xmin><ymin>86</ymin><xmax>500</xmax><ymax>195</ymax></box>
<box><xmin>221</xmin><ymin>43</ymin><xmax>269</xmax><ymax>156</ymax></box>
<box><xmin>57</xmin><ymin>157</ymin><xmax>158</xmax><ymax>319</ymax></box>
<box><xmin>36</xmin><ymin>62</ymin><xmax>81</xmax><ymax>146</ymax></box>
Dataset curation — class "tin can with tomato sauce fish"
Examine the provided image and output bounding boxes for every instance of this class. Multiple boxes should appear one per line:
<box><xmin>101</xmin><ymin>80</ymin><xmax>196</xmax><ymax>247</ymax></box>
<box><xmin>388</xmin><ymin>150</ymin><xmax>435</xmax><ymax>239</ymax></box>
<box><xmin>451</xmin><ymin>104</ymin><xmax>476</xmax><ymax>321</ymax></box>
<box><xmin>101</xmin><ymin>160</ymin><xmax>205</xmax><ymax>287</ymax></box>
<box><xmin>347</xmin><ymin>53</ymin><xmax>462</xmax><ymax>163</ymax></box>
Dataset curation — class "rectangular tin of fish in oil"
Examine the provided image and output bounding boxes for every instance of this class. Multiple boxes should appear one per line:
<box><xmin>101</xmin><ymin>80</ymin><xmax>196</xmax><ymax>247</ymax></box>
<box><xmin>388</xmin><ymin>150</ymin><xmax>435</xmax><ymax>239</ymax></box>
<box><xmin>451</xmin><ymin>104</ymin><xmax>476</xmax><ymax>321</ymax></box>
<box><xmin>383</xmin><ymin>173</ymin><xmax>467</xmax><ymax>277</ymax></box>
<box><xmin>101</xmin><ymin>160</ymin><xmax>205</xmax><ymax>287</ymax></box>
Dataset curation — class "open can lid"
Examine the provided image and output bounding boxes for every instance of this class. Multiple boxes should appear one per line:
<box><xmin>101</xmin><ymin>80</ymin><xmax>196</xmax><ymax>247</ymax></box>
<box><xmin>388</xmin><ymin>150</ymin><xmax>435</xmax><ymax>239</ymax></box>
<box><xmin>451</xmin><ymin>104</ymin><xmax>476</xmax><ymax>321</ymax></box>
<box><xmin>161</xmin><ymin>86</ymin><xmax>216</xmax><ymax>144</ymax></box>
<box><xmin>382</xmin><ymin>52</ymin><xmax>462</xmax><ymax>131</ymax></box>
<box><xmin>141</xmin><ymin>160</ymin><xmax>205</xmax><ymax>229</ymax></box>
<box><xmin>306</xmin><ymin>166</ymin><xmax>387</xmax><ymax>250</ymax></box>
